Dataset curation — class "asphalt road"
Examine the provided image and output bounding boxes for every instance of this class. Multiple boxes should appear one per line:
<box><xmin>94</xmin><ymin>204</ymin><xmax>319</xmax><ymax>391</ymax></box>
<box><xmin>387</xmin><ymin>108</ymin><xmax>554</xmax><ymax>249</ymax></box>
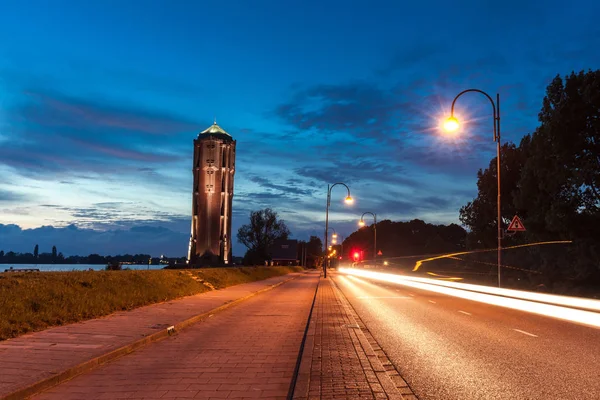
<box><xmin>333</xmin><ymin>272</ymin><xmax>600</xmax><ymax>400</ymax></box>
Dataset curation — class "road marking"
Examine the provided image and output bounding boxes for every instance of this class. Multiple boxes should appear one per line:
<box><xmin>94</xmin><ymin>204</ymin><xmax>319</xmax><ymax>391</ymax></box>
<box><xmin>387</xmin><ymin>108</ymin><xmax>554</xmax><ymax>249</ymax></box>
<box><xmin>513</xmin><ymin>329</ymin><xmax>538</xmax><ymax>337</ymax></box>
<box><xmin>356</xmin><ymin>296</ymin><xmax>412</xmax><ymax>299</ymax></box>
<box><xmin>458</xmin><ymin>310</ymin><xmax>471</xmax><ymax>316</ymax></box>
<box><xmin>428</xmin><ymin>300</ymin><xmax>436</xmax><ymax>304</ymax></box>
<box><xmin>409</xmin><ymin>293</ymin><xmax>415</xmax><ymax>297</ymax></box>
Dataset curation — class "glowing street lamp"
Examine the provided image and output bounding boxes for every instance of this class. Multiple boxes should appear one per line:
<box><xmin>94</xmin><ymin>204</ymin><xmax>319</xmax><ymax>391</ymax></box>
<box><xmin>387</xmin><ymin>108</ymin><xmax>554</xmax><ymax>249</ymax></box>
<box><xmin>324</xmin><ymin>183</ymin><xmax>353</xmax><ymax>278</ymax></box>
<box><xmin>358</xmin><ymin>212</ymin><xmax>377</xmax><ymax>266</ymax></box>
<box><xmin>443</xmin><ymin>116</ymin><xmax>460</xmax><ymax>132</ymax></box>
<box><xmin>444</xmin><ymin>89</ymin><xmax>503</xmax><ymax>287</ymax></box>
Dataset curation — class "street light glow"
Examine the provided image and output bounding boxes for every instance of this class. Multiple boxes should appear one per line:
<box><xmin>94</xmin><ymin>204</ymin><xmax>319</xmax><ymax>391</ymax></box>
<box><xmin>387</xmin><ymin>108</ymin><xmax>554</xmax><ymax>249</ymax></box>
<box><xmin>332</xmin><ymin>233</ymin><xmax>338</xmax><ymax>239</ymax></box>
<box><xmin>358</xmin><ymin>219</ymin><xmax>365</xmax><ymax>227</ymax></box>
<box><xmin>444</xmin><ymin>116</ymin><xmax>460</xmax><ymax>132</ymax></box>
<box><xmin>345</xmin><ymin>196</ymin><xmax>354</xmax><ymax>204</ymax></box>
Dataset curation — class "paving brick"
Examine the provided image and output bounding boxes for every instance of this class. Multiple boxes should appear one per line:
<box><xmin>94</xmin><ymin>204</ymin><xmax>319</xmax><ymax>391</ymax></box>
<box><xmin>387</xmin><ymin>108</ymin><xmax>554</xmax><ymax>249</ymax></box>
<box><xmin>28</xmin><ymin>273</ymin><xmax>318</xmax><ymax>400</ymax></box>
<box><xmin>1</xmin><ymin>272</ymin><xmax>306</xmax><ymax>399</ymax></box>
<box><xmin>292</xmin><ymin>277</ymin><xmax>405</xmax><ymax>400</ymax></box>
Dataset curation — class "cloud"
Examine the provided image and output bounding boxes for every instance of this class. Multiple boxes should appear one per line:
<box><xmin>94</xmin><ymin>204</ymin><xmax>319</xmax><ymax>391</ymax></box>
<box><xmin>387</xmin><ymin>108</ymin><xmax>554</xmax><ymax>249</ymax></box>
<box><xmin>37</xmin><ymin>202</ymin><xmax>189</xmax><ymax>231</ymax></box>
<box><xmin>16</xmin><ymin>90</ymin><xmax>198</xmax><ymax>136</ymax></box>
<box><xmin>0</xmin><ymin>189</ymin><xmax>24</xmax><ymax>202</ymax></box>
<box><xmin>0</xmin><ymin>223</ymin><xmax>188</xmax><ymax>257</ymax></box>
<box><xmin>0</xmin><ymin>87</ymin><xmax>195</xmax><ymax>187</ymax></box>
<box><xmin>274</xmin><ymin>82</ymin><xmax>403</xmax><ymax>141</ymax></box>
<box><xmin>247</xmin><ymin>175</ymin><xmax>316</xmax><ymax>196</ymax></box>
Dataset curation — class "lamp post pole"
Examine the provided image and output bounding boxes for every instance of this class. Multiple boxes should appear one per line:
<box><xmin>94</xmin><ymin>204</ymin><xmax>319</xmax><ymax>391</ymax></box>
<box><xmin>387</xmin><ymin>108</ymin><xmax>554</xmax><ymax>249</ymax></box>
<box><xmin>324</xmin><ymin>183</ymin><xmax>352</xmax><ymax>278</ymax></box>
<box><xmin>359</xmin><ymin>212</ymin><xmax>377</xmax><ymax>267</ymax></box>
<box><xmin>449</xmin><ymin>89</ymin><xmax>502</xmax><ymax>287</ymax></box>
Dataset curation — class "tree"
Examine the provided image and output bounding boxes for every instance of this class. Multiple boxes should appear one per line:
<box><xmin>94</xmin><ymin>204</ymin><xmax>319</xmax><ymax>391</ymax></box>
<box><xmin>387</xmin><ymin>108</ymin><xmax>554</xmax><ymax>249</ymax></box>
<box><xmin>459</xmin><ymin>142</ymin><xmax>529</xmax><ymax>248</ymax></box>
<box><xmin>237</xmin><ymin>208</ymin><xmax>291</xmax><ymax>265</ymax></box>
<box><xmin>52</xmin><ymin>246</ymin><xmax>57</xmax><ymax>262</ymax></box>
<box><xmin>301</xmin><ymin>236</ymin><xmax>323</xmax><ymax>268</ymax></box>
<box><xmin>460</xmin><ymin>69</ymin><xmax>600</xmax><ymax>287</ymax></box>
<box><xmin>34</xmin><ymin>244</ymin><xmax>39</xmax><ymax>258</ymax></box>
<box><xmin>343</xmin><ymin>219</ymin><xmax>466</xmax><ymax>259</ymax></box>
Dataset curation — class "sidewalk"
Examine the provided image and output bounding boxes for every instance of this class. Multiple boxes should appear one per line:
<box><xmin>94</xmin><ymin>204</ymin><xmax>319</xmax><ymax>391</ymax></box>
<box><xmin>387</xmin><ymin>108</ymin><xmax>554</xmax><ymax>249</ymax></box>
<box><xmin>293</xmin><ymin>277</ymin><xmax>406</xmax><ymax>400</ymax></box>
<box><xmin>31</xmin><ymin>272</ymin><xmax>320</xmax><ymax>400</ymax></box>
<box><xmin>0</xmin><ymin>271</ymin><xmax>306</xmax><ymax>400</ymax></box>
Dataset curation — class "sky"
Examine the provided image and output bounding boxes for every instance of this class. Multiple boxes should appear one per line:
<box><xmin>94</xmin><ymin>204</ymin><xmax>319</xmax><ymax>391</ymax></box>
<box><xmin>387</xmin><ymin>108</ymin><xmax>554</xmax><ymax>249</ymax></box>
<box><xmin>0</xmin><ymin>0</ymin><xmax>599</xmax><ymax>257</ymax></box>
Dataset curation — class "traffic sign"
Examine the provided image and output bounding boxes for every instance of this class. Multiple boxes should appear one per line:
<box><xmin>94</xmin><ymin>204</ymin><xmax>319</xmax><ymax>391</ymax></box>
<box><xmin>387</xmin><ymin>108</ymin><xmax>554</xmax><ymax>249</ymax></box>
<box><xmin>377</xmin><ymin>250</ymin><xmax>383</xmax><ymax>256</ymax></box>
<box><xmin>507</xmin><ymin>215</ymin><xmax>526</xmax><ymax>232</ymax></box>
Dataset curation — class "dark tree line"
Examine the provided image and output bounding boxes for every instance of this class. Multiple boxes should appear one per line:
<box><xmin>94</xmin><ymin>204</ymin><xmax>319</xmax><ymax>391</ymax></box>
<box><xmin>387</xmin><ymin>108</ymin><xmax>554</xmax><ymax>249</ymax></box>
<box><xmin>342</xmin><ymin>219</ymin><xmax>467</xmax><ymax>261</ymax></box>
<box><xmin>459</xmin><ymin>69</ymin><xmax>600</xmax><ymax>290</ymax></box>
<box><xmin>0</xmin><ymin>247</ymin><xmax>152</xmax><ymax>265</ymax></box>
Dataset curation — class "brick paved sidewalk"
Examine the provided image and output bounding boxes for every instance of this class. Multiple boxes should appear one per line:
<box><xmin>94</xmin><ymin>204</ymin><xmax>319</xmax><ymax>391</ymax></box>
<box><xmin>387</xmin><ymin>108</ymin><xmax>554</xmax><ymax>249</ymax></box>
<box><xmin>293</xmin><ymin>277</ymin><xmax>405</xmax><ymax>400</ymax></box>
<box><xmin>30</xmin><ymin>272</ymin><xmax>320</xmax><ymax>400</ymax></box>
<box><xmin>0</xmin><ymin>271</ymin><xmax>306</xmax><ymax>400</ymax></box>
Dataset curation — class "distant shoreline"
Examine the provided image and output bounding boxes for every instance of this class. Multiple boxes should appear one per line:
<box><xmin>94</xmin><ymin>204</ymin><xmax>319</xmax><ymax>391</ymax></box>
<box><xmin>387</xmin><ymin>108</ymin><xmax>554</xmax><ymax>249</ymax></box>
<box><xmin>0</xmin><ymin>263</ymin><xmax>164</xmax><ymax>272</ymax></box>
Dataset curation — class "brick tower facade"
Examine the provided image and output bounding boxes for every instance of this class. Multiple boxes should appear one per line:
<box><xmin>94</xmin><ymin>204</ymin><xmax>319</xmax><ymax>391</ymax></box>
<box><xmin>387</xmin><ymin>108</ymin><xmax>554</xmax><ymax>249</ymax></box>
<box><xmin>188</xmin><ymin>122</ymin><xmax>236</xmax><ymax>265</ymax></box>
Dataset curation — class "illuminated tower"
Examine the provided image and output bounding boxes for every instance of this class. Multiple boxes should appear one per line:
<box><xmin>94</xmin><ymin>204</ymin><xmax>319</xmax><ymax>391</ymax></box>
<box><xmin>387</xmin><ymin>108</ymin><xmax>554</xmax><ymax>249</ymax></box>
<box><xmin>188</xmin><ymin>121</ymin><xmax>236</xmax><ymax>264</ymax></box>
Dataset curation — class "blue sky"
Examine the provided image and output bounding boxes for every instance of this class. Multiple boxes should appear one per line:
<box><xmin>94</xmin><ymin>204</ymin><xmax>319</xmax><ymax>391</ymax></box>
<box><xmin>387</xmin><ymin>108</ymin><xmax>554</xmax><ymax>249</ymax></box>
<box><xmin>1</xmin><ymin>0</ymin><xmax>599</xmax><ymax>257</ymax></box>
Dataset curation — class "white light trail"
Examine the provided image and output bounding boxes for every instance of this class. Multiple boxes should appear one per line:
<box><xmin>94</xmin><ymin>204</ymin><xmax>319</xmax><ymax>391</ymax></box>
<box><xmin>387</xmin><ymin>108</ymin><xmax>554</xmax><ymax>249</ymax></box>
<box><xmin>392</xmin><ymin>274</ymin><xmax>600</xmax><ymax>312</ymax></box>
<box><xmin>339</xmin><ymin>268</ymin><xmax>600</xmax><ymax>329</ymax></box>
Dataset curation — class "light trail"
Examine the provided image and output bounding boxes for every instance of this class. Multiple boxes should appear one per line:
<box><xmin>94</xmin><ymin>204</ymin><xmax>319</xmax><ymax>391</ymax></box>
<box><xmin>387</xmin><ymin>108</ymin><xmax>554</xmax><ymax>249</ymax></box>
<box><xmin>391</xmin><ymin>274</ymin><xmax>600</xmax><ymax>313</ymax></box>
<box><xmin>426</xmin><ymin>272</ymin><xmax>464</xmax><ymax>281</ymax></box>
<box><xmin>412</xmin><ymin>240</ymin><xmax>573</xmax><ymax>271</ymax></box>
<box><xmin>339</xmin><ymin>268</ymin><xmax>600</xmax><ymax>329</ymax></box>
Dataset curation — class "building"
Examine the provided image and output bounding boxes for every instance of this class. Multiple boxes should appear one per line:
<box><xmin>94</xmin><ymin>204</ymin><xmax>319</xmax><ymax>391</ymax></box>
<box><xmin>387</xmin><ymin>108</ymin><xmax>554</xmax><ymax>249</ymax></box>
<box><xmin>188</xmin><ymin>122</ymin><xmax>236</xmax><ymax>265</ymax></box>
<box><xmin>269</xmin><ymin>239</ymin><xmax>299</xmax><ymax>266</ymax></box>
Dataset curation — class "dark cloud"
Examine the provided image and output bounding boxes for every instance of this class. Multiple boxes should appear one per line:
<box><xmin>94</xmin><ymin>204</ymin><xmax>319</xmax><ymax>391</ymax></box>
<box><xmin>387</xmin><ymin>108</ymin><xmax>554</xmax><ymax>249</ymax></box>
<box><xmin>37</xmin><ymin>203</ymin><xmax>189</xmax><ymax>232</ymax></box>
<box><xmin>16</xmin><ymin>90</ymin><xmax>198</xmax><ymax>136</ymax></box>
<box><xmin>274</xmin><ymin>82</ymin><xmax>403</xmax><ymax>141</ymax></box>
<box><xmin>0</xmin><ymin>86</ymin><xmax>196</xmax><ymax>183</ymax></box>
<box><xmin>248</xmin><ymin>175</ymin><xmax>315</xmax><ymax>196</ymax></box>
<box><xmin>0</xmin><ymin>189</ymin><xmax>24</xmax><ymax>202</ymax></box>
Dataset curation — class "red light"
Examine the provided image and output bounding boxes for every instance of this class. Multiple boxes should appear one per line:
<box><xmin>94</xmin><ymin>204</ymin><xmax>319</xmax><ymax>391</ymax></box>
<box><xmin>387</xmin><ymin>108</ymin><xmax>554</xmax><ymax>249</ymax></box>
<box><xmin>353</xmin><ymin>252</ymin><xmax>360</xmax><ymax>261</ymax></box>
<box><xmin>339</xmin><ymin>256</ymin><xmax>342</xmax><ymax>260</ymax></box>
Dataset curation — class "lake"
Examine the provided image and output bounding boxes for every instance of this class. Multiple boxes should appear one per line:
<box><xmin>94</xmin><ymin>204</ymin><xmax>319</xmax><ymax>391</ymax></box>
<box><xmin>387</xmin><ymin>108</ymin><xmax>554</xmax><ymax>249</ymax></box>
<box><xmin>0</xmin><ymin>264</ymin><xmax>166</xmax><ymax>272</ymax></box>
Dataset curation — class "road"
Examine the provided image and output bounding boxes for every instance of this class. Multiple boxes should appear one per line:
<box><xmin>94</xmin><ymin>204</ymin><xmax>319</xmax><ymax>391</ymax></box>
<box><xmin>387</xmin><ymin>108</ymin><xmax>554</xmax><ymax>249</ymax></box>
<box><xmin>333</xmin><ymin>271</ymin><xmax>600</xmax><ymax>400</ymax></box>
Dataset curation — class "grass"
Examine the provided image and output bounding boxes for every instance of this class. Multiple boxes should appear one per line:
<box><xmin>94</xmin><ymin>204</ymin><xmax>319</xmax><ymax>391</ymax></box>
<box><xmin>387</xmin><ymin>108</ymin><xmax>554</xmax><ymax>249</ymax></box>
<box><xmin>0</xmin><ymin>266</ymin><xmax>303</xmax><ymax>341</ymax></box>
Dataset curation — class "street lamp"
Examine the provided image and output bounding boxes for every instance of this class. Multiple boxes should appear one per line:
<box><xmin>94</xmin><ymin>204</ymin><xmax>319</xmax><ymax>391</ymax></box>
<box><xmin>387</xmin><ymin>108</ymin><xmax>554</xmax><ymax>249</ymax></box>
<box><xmin>327</xmin><ymin>227</ymin><xmax>337</xmax><ymax>244</ymax></box>
<box><xmin>324</xmin><ymin>183</ymin><xmax>353</xmax><ymax>278</ymax></box>
<box><xmin>358</xmin><ymin>212</ymin><xmax>377</xmax><ymax>266</ymax></box>
<box><xmin>444</xmin><ymin>89</ymin><xmax>502</xmax><ymax>287</ymax></box>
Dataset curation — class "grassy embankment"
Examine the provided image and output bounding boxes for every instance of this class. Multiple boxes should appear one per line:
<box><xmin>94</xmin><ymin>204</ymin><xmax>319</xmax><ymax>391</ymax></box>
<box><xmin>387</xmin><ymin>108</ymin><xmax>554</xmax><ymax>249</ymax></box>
<box><xmin>0</xmin><ymin>266</ymin><xmax>303</xmax><ymax>341</ymax></box>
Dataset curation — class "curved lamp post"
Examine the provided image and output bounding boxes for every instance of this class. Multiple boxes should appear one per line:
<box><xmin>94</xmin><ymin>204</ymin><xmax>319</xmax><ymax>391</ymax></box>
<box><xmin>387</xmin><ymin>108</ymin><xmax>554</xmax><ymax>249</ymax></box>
<box><xmin>324</xmin><ymin>183</ymin><xmax>353</xmax><ymax>278</ymax></box>
<box><xmin>358</xmin><ymin>212</ymin><xmax>377</xmax><ymax>266</ymax></box>
<box><xmin>444</xmin><ymin>89</ymin><xmax>502</xmax><ymax>287</ymax></box>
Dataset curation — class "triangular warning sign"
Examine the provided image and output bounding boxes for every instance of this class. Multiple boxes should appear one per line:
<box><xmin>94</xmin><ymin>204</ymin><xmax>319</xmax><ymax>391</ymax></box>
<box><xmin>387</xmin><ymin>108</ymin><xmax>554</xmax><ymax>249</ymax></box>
<box><xmin>377</xmin><ymin>250</ymin><xmax>383</xmax><ymax>256</ymax></box>
<box><xmin>507</xmin><ymin>215</ymin><xmax>526</xmax><ymax>232</ymax></box>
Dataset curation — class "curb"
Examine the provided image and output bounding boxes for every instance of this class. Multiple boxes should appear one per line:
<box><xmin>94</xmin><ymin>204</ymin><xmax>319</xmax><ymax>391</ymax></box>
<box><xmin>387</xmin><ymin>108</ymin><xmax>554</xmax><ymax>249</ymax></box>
<box><xmin>3</xmin><ymin>272</ymin><xmax>304</xmax><ymax>400</ymax></box>
<box><xmin>330</xmin><ymin>276</ymin><xmax>417</xmax><ymax>399</ymax></box>
<box><xmin>290</xmin><ymin>277</ymin><xmax>320</xmax><ymax>399</ymax></box>
<box><xmin>287</xmin><ymin>274</ymin><xmax>320</xmax><ymax>399</ymax></box>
